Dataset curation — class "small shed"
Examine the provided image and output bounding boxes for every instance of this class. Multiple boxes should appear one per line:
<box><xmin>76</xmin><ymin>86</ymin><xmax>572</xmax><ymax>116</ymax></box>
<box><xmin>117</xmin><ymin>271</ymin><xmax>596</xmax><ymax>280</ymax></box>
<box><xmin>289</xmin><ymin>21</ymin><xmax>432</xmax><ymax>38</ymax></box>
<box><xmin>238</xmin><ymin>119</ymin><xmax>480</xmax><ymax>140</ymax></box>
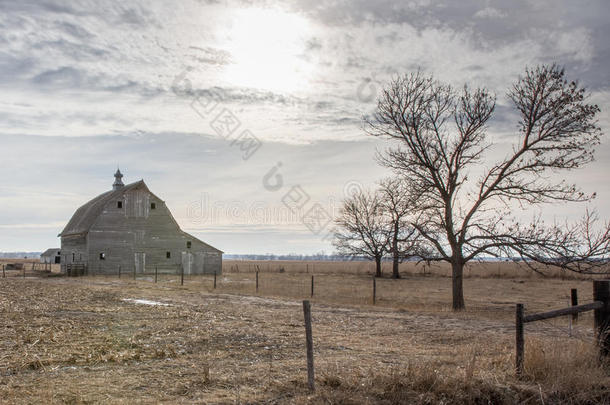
<box><xmin>41</xmin><ymin>248</ymin><xmax>61</xmax><ymax>264</ymax></box>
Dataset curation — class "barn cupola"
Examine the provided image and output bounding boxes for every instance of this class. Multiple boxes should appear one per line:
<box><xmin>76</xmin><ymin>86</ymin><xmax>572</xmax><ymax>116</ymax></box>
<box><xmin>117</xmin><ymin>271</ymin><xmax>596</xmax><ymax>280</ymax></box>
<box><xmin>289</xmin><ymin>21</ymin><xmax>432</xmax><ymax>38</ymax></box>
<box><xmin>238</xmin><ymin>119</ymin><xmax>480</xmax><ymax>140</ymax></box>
<box><xmin>113</xmin><ymin>168</ymin><xmax>124</xmax><ymax>190</ymax></box>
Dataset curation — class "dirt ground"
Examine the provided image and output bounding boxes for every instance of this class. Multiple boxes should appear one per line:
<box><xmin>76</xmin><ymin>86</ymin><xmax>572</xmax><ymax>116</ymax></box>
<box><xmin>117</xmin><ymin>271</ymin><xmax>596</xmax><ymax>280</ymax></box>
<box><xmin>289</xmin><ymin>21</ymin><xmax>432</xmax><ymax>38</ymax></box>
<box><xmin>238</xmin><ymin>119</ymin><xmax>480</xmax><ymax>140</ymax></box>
<box><xmin>0</xmin><ymin>272</ymin><xmax>609</xmax><ymax>404</ymax></box>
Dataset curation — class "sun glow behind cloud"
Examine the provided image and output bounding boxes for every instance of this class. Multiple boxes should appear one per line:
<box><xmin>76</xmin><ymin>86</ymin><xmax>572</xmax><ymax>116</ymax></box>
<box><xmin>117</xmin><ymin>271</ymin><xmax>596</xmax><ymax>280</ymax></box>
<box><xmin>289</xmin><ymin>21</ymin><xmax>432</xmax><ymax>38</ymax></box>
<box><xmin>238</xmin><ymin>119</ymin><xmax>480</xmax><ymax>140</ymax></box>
<box><xmin>218</xmin><ymin>8</ymin><xmax>315</xmax><ymax>93</ymax></box>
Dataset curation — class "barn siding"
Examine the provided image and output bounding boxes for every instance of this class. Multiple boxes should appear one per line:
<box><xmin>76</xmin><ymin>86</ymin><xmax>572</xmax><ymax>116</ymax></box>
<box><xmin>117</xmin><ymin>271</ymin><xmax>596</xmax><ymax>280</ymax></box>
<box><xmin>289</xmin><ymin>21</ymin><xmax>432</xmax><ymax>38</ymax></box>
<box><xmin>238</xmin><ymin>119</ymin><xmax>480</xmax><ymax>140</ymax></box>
<box><xmin>60</xmin><ymin>235</ymin><xmax>87</xmax><ymax>272</ymax></box>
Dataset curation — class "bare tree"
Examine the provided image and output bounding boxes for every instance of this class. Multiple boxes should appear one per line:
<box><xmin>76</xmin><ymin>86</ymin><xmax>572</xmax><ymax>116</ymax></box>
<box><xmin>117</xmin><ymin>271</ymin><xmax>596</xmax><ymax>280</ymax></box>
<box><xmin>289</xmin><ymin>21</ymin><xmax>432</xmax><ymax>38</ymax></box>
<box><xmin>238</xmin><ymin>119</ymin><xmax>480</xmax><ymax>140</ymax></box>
<box><xmin>366</xmin><ymin>64</ymin><xmax>609</xmax><ymax>310</ymax></box>
<box><xmin>378</xmin><ymin>177</ymin><xmax>421</xmax><ymax>278</ymax></box>
<box><xmin>333</xmin><ymin>189</ymin><xmax>388</xmax><ymax>277</ymax></box>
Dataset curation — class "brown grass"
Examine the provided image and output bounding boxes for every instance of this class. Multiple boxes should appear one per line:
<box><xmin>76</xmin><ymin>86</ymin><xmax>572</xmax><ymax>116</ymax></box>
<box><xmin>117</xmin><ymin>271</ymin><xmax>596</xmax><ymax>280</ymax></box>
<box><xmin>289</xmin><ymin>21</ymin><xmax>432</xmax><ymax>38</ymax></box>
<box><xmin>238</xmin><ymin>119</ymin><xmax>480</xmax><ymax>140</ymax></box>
<box><xmin>523</xmin><ymin>338</ymin><xmax>609</xmax><ymax>401</ymax></box>
<box><xmin>174</xmin><ymin>270</ymin><xmax>597</xmax><ymax>322</ymax></box>
<box><xmin>222</xmin><ymin>259</ymin><xmax>608</xmax><ymax>280</ymax></box>
<box><xmin>0</xmin><ymin>261</ymin><xmax>609</xmax><ymax>404</ymax></box>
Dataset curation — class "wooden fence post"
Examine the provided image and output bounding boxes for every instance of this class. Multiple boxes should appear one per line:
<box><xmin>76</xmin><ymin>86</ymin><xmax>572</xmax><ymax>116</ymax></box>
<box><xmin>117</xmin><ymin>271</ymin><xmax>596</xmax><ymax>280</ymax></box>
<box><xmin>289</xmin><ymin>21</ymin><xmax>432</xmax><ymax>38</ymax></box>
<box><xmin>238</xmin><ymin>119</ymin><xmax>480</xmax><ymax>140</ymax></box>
<box><xmin>302</xmin><ymin>300</ymin><xmax>315</xmax><ymax>391</ymax></box>
<box><xmin>571</xmin><ymin>288</ymin><xmax>578</xmax><ymax>323</ymax></box>
<box><xmin>214</xmin><ymin>271</ymin><xmax>217</xmax><ymax>289</ymax></box>
<box><xmin>373</xmin><ymin>277</ymin><xmax>377</xmax><ymax>305</ymax></box>
<box><xmin>515</xmin><ymin>303</ymin><xmax>524</xmax><ymax>377</ymax></box>
<box><xmin>155</xmin><ymin>266</ymin><xmax>158</xmax><ymax>283</ymax></box>
<box><xmin>593</xmin><ymin>280</ymin><xmax>610</xmax><ymax>358</ymax></box>
<box><xmin>118</xmin><ymin>265</ymin><xmax>121</xmax><ymax>278</ymax></box>
<box><xmin>2</xmin><ymin>264</ymin><xmax>5</xmax><ymax>278</ymax></box>
<box><xmin>23</xmin><ymin>266</ymin><xmax>26</xmax><ymax>279</ymax></box>
<box><xmin>133</xmin><ymin>265</ymin><xmax>136</xmax><ymax>280</ymax></box>
<box><xmin>181</xmin><ymin>265</ymin><xmax>184</xmax><ymax>286</ymax></box>
<box><xmin>256</xmin><ymin>271</ymin><xmax>259</xmax><ymax>293</ymax></box>
<box><xmin>311</xmin><ymin>275</ymin><xmax>314</xmax><ymax>298</ymax></box>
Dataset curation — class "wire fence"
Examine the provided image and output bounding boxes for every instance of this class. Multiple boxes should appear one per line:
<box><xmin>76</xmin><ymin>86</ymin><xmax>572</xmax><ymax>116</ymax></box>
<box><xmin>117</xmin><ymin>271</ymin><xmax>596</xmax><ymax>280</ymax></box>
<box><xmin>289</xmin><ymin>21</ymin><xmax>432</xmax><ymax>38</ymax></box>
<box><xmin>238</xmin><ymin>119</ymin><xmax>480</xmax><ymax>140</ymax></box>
<box><xmin>2</xmin><ymin>260</ymin><xmax>603</xmax><ymax>330</ymax></box>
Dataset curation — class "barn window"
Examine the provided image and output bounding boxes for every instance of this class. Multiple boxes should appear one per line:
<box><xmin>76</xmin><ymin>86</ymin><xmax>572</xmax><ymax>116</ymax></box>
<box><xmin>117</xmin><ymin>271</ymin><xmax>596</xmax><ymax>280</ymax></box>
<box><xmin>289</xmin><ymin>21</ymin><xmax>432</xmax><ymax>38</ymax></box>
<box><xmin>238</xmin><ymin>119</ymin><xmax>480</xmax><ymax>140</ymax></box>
<box><xmin>151</xmin><ymin>202</ymin><xmax>156</xmax><ymax>209</ymax></box>
<box><xmin>166</xmin><ymin>251</ymin><xmax>171</xmax><ymax>259</ymax></box>
<box><xmin>99</xmin><ymin>253</ymin><xmax>105</xmax><ymax>260</ymax></box>
<box><xmin>186</xmin><ymin>241</ymin><xmax>192</xmax><ymax>249</ymax></box>
<box><xmin>117</xmin><ymin>201</ymin><xmax>123</xmax><ymax>208</ymax></box>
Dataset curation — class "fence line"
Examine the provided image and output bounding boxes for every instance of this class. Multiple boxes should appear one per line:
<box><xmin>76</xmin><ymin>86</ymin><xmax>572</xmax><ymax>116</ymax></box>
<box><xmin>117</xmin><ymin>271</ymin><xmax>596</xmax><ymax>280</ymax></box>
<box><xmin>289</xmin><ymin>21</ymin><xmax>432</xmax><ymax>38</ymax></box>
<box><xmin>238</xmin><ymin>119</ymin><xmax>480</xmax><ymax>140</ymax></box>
<box><xmin>5</xmin><ymin>265</ymin><xmax>605</xmax><ymax>325</ymax></box>
<box><xmin>515</xmin><ymin>280</ymin><xmax>610</xmax><ymax>377</ymax></box>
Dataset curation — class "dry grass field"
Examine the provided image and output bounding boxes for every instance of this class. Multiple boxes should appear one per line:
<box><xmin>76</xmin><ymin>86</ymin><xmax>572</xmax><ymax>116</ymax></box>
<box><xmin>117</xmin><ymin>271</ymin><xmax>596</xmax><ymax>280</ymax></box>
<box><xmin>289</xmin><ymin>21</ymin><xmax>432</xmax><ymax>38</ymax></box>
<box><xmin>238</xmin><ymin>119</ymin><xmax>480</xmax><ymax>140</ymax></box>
<box><xmin>222</xmin><ymin>259</ymin><xmax>606</xmax><ymax>278</ymax></box>
<box><xmin>0</xmin><ymin>260</ymin><xmax>609</xmax><ymax>404</ymax></box>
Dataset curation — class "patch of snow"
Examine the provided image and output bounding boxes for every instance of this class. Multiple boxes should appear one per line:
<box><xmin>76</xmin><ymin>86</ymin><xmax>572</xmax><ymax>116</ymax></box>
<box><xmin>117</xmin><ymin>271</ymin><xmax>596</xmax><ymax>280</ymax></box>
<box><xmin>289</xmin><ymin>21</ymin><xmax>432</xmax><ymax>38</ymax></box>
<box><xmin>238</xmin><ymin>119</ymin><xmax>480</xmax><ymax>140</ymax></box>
<box><xmin>122</xmin><ymin>298</ymin><xmax>171</xmax><ymax>306</ymax></box>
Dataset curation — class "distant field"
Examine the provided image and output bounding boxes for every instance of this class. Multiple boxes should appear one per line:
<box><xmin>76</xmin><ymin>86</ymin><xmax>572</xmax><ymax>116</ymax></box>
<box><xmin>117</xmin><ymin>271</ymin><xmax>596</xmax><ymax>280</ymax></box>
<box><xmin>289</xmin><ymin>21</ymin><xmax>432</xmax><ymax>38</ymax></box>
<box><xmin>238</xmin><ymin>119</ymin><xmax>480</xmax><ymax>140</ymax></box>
<box><xmin>0</xmin><ymin>261</ymin><xmax>608</xmax><ymax>403</ymax></box>
<box><xmin>2</xmin><ymin>257</ymin><xmax>605</xmax><ymax>280</ymax></box>
<box><xmin>222</xmin><ymin>259</ymin><xmax>607</xmax><ymax>279</ymax></box>
<box><xmin>2</xmin><ymin>259</ymin><xmax>602</xmax><ymax>316</ymax></box>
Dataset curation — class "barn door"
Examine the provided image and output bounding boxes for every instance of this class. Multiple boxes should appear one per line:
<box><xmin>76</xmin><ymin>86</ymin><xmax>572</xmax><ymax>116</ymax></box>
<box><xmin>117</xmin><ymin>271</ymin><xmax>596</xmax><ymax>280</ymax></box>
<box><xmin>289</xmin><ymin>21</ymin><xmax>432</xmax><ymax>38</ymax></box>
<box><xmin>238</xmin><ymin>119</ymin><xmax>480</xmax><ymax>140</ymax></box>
<box><xmin>135</xmin><ymin>252</ymin><xmax>146</xmax><ymax>274</ymax></box>
<box><xmin>195</xmin><ymin>252</ymin><xmax>205</xmax><ymax>274</ymax></box>
<box><xmin>181</xmin><ymin>252</ymin><xmax>193</xmax><ymax>275</ymax></box>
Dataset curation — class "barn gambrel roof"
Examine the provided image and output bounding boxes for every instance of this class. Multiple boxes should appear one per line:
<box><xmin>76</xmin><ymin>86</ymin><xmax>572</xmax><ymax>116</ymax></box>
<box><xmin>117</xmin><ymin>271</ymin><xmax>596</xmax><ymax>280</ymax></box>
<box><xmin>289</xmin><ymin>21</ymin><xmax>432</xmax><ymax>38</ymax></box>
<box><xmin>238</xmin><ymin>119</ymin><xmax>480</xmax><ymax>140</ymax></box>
<box><xmin>58</xmin><ymin>180</ymin><xmax>222</xmax><ymax>253</ymax></box>
<box><xmin>59</xmin><ymin>180</ymin><xmax>145</xmax><ymax>237</ymax></box>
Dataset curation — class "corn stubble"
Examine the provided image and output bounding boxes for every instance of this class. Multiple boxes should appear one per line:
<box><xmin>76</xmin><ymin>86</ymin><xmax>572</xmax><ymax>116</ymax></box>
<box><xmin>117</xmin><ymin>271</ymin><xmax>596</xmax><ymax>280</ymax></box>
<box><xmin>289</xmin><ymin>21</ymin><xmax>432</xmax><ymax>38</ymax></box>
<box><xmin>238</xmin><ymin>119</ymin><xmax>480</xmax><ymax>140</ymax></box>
<box><xmin>0</xmin><ymin>265</ymin><xmax>608</xmax><ymax>404</ymax></box>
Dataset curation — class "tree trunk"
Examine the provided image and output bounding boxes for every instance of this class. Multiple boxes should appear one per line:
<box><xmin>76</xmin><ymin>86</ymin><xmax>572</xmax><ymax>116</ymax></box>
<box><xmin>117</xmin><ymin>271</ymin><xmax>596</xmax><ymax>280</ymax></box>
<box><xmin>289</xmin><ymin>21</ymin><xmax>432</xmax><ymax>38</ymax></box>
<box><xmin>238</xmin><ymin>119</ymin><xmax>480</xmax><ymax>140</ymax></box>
<box><xmin>375</xmin><ymin>256</ymin><xmax>382</xmax><ymax>277</ymax></box>
<box><xmin>391</xmin><ymin>224</ymin><xmax>400</xmax><ymax>279</ymax></box>
<box><xmin>392</xmin><ymin>247</ymin><xmax>400</xmax><ymax>279</ymax></box>
<box><xmin>451</xmin><ymin>259</ymin><xmax>465</xmax><ymax>310</ymax></box>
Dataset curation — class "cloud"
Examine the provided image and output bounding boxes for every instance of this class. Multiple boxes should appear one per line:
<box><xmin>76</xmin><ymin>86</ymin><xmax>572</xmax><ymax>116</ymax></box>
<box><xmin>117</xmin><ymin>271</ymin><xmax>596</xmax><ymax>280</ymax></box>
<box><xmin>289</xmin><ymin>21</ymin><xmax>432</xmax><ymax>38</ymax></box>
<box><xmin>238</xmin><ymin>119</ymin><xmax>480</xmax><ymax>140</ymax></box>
<box><xmin>187</xmin><ymin>46</ymin><xmax>232</xmax><ymax>66</ymax></box>
<box><xmin>1</xmin><ymin>0</ymin><xmax>606</xmax><ymax>141</ymax></box>
<box><xmin>55</xmin><ymin>21</ymin><xmax>95</xmax><ymax>39</ymax></box>
<box><xmin>31</xmin><ymin>38</ymin><xmax>109</xmax><ymax>61</ymax></box>
<box><xmin>32</xmin><ymin>66</ymin><xmax>85</xmax><ymax>87</ymax></box>
<box><xmin>474</xmin><ymin>7</ymin><xmax>506</xmax><ymax>19</ymax></box>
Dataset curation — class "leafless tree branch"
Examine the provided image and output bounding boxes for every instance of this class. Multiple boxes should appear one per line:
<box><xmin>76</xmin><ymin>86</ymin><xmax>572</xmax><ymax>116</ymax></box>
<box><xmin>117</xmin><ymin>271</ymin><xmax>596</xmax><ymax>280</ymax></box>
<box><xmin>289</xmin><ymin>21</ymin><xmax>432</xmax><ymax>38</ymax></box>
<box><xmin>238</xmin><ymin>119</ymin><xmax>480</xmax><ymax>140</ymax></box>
<box><xmin>364</xmin><ymin>64</ymin><xmax>606</xmax><ymax>310</ymax></box>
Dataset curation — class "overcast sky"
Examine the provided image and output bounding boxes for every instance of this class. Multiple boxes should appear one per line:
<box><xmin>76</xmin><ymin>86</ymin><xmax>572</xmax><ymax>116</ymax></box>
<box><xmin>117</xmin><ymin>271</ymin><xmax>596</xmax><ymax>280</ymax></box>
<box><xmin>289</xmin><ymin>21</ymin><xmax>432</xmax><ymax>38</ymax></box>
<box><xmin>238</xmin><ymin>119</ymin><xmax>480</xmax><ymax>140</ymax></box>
<box><xmin>1</xmin><ymin>0</ymin><xmax>609</xmax><ymax>254</ymax></box>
